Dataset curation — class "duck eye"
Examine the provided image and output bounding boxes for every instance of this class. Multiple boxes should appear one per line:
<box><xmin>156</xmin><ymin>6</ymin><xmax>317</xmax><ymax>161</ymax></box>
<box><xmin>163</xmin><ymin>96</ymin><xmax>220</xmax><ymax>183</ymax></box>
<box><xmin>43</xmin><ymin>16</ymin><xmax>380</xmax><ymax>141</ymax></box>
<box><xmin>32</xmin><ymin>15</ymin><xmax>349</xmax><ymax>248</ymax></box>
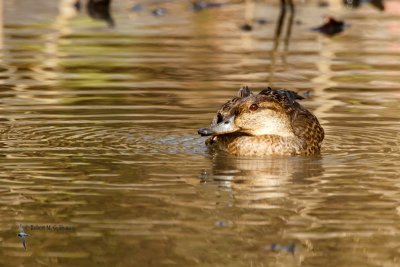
<box><xmin>216</xmin><ymin>113</ymin><xmax>223</xmax><ymax>123</ymax></box>
<box><xmin>249</xmin><ymin>104</ymin><xmax>259</xmax><ymax>111</ymax></box>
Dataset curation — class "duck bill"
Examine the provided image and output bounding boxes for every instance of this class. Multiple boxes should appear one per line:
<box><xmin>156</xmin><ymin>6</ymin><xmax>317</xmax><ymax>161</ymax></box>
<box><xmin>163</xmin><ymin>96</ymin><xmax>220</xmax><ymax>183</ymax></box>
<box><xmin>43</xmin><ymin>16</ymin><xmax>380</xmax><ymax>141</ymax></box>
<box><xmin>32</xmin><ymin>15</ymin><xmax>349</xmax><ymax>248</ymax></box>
<box><xmin>198</xmin><ymin>116</ymin><xmax>239</xmax><ymax>136</ymax></box>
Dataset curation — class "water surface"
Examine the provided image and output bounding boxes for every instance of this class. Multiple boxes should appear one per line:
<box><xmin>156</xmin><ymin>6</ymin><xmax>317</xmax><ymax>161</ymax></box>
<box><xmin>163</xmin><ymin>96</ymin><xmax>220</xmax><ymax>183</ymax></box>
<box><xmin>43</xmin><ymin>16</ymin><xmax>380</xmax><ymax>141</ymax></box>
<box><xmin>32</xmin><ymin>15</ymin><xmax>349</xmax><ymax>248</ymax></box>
<box><xmin>0</xmin><ymin>0</ymin><xmax>400</xmax><ymax>266</ymax></box>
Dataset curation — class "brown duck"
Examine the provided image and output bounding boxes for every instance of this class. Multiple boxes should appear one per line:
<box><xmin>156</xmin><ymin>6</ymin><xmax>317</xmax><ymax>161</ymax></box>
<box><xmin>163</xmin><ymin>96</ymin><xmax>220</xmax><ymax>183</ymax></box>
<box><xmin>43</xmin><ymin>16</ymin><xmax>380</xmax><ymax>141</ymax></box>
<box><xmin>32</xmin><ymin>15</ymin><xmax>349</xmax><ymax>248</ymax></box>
<box><xmin>198</xmin><ymin>86</ymin><xmax>324</xmax><ymax>156</ymax></box>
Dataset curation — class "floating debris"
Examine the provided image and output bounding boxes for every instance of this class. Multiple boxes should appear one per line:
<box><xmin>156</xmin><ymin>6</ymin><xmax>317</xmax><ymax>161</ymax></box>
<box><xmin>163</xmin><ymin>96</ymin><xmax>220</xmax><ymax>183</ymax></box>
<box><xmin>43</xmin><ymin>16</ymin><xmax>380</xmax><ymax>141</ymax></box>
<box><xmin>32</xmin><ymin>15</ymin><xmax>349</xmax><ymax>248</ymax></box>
<box><xmin>215</xmin><ymin>220</ymin><xmax>232</xmax><ymax>228</ymax></box>
<box><xmin>268</xmin><ymin>243</ymin><xmax>296</xmax><ymax>254</ymax></box>
<box><xmin>199</xmin><ymin>170</ymin><xmax>209</xmax><ymax>181</ymax></box>
<box><xmin>152</xmin><ymin>7</ymin><xmax>167</xmax><ymax>17</ymax></box>
<box><xmin>303</xmin><ymin>90</ymin><xmax>311</xmax><ymax>98</ymax></box>
<box><xmin>131</xmin><ymin>4</ymin><xmax>144</xmax><ymax>12</ymax></box>
<box><xmin>192</xmin><ymin>1</ymin><xmax>225</xmax><ymax>12</ymax></box>
<box><xmin>240</xmin><ymin>23</ymin><xmax>253</xmax><ymax>32</ymax></box>
<box><xmin>312</xmin><ymin>16</ymin><xmax>346</xmax><ymax>36</ymax></box>
<box><xmin>255</xmin><ymin>18</ymin><xmax>270</xmax><ymax>25</ymax></box>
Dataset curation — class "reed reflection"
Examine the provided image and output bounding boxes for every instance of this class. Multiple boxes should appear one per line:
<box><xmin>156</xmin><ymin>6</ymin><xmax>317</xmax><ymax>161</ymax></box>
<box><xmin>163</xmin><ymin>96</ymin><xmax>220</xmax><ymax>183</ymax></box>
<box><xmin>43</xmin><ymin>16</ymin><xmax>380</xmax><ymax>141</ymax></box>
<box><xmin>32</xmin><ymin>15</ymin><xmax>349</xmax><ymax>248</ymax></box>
<box><xmin>269</xmin><ymin>0</ymin><xmax>295</xmax><ymax>83</ymax></box>
<box><xmin>274</xmin><ymin>0</ymin><xmax>295</xmax><ymax>51</ymax></box>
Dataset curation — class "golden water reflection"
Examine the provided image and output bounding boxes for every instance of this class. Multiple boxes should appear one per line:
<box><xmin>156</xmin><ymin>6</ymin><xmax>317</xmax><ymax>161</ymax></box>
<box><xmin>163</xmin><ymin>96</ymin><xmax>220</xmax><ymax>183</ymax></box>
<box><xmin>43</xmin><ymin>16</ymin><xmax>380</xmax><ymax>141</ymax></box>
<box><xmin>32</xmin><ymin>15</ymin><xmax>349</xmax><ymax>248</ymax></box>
<box><xmin>0</xmin><ymin>0</ymin><xmax>400</xmax><ymax>266</ymax></box>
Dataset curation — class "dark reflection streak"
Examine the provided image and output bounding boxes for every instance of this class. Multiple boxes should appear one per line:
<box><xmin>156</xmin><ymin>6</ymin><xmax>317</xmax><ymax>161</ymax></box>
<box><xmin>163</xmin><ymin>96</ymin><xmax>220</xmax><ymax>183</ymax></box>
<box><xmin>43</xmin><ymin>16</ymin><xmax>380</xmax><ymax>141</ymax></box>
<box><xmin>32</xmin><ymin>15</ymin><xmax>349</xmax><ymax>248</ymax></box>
<box><xmin>284</xmin><ymin>1</ymin><xmax>295</xmax><ymax>53</ymax></box>
<box><xmin>273</xmin><ymin>0</ymin><xmax>287</xmax><ymax>51</ymax></box>
<box><xmin>270</xmin><ymin>0</ymin><xmax>295</xmax><ymax>83</ymax></box>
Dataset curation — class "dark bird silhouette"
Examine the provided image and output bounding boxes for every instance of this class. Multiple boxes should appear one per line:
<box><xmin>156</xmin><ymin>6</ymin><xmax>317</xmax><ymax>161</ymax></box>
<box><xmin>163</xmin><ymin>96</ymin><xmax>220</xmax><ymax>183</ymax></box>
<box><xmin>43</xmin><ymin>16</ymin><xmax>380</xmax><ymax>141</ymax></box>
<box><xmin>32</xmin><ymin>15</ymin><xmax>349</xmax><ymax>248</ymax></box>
<box><xmin>17</xmin><ymin>224</ymin><xmax>29</xmax><ymax>250</ymax></box>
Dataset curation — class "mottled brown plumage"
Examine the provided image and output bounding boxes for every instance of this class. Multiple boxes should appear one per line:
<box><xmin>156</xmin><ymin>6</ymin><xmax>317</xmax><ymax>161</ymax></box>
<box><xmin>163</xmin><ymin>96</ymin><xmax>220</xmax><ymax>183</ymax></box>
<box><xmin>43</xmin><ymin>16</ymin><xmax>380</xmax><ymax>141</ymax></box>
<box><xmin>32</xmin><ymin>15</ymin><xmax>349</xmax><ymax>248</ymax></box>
<box><xmin>198</xmin><ymin>86</ymin><xmax>324</xmax><ymax>156</ymax></box>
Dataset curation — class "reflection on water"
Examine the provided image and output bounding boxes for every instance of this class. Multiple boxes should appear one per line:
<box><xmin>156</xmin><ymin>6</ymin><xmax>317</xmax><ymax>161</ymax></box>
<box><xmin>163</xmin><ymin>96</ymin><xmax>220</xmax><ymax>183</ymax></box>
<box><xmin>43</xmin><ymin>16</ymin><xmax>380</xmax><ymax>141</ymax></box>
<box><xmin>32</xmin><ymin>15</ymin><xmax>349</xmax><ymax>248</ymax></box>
<box><xmin>202</xmin><ymin>155</ymin><xmax>324</xmax><ymax>192</ymax></box>
<box><xmin>0</xmin><ymin>0</ymin><xmax>400</xmax><ymax>266</ymax></box>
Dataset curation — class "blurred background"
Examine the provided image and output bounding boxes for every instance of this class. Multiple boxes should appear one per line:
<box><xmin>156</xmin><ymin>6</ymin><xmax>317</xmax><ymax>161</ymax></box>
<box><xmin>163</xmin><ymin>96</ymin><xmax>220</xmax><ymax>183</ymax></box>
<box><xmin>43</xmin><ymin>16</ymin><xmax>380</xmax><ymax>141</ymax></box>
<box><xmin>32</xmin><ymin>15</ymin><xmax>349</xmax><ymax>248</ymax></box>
<box><xmin>0</xmin><ymin>0</ymin><xmax>400</xmax><ymax>266</ymax></box>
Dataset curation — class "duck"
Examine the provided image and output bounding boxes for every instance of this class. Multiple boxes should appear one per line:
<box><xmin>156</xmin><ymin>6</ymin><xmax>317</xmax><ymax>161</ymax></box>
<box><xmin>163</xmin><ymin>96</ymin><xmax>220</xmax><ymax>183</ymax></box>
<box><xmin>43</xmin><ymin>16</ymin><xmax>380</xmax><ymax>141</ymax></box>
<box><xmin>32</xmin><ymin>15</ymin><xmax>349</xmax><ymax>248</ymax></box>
<box><xmin>198</xmin><ymin>86</ymin><xmax>324</xmax><ymax>156</ymax></box>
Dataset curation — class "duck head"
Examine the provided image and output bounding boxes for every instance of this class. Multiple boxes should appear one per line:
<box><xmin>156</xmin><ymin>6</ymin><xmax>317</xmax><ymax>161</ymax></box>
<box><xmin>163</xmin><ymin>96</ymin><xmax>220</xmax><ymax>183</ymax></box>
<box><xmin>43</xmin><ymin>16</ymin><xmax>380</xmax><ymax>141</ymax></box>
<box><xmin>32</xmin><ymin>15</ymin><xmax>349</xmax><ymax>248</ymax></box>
<box><xmin>198</xmin><ymin>86</ymin><xmax>302</xmax><ymax>138</ymax></box>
